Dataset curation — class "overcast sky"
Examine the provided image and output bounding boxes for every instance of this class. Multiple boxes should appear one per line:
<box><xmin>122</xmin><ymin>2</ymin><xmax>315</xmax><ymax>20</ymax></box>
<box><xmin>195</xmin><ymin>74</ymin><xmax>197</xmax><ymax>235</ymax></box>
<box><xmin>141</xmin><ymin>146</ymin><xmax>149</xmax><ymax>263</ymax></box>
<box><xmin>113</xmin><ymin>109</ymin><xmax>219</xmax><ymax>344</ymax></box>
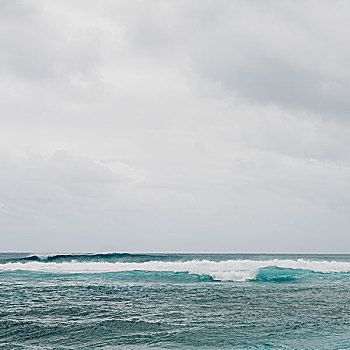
<box><xmin>1</xmin><ymin>0</ymin><xmax>350</xmax><ymax>253</ymax></box>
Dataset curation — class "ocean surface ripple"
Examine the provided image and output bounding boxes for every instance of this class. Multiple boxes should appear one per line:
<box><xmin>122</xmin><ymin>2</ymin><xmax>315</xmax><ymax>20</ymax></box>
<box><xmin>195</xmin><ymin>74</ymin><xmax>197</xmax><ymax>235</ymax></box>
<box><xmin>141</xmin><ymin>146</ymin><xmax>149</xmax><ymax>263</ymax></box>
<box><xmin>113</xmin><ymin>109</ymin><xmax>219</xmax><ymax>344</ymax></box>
<box><xmin>1</xmin><ymin>253</ymin><xmax>350</xmax><ymax>349</ymax></box>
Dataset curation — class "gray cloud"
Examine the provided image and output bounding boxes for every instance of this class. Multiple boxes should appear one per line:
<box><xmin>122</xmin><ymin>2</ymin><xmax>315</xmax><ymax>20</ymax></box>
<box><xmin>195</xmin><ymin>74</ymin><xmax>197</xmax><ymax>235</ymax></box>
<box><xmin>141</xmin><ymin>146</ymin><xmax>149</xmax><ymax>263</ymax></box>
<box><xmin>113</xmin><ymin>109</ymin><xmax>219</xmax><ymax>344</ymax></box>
<box><xmin>1</xmin><ymin>0</ymin><xmax>350</xmax><ymax>252</ymax></box>
<box><xmin>122</xmin><ymin>0</ymin><xmax>350</xmax><ymax>117</ymax></box>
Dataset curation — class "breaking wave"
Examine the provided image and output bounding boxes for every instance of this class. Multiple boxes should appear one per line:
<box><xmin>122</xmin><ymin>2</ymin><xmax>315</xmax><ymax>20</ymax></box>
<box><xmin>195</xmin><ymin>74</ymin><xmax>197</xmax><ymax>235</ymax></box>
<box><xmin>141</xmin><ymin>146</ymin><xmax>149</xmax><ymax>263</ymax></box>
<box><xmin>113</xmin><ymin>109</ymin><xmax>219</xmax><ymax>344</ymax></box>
<box><xmin>1</xmin><ymin>257</ymin><xmax>350</xmax><ymax>282</ymax></box>
<box><xmin>8</xmin><ymin>252</ymin><xmax>171</xmax><ymax>263</ymax></box>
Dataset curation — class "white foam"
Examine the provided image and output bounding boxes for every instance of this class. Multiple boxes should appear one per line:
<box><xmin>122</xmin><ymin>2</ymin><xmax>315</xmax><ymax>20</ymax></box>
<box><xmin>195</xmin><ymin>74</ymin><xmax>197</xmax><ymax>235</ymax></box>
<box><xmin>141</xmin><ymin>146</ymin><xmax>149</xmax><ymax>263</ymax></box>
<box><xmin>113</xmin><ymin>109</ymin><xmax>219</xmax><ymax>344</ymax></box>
<box><xmin>1</xmin><ymin>259</ymin><xmax>350</xmax><ymax>281</ymax></box>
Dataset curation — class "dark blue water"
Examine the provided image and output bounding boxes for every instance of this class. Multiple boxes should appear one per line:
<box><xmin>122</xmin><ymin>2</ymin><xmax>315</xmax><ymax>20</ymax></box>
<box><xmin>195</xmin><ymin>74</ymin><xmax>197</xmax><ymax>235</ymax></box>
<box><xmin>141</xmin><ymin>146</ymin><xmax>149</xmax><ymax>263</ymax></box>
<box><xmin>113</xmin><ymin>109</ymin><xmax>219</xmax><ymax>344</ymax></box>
<box><xmin>1</xmin><ymin>253</ymin><xmax>350</xmax><ymax>349</ymax></box>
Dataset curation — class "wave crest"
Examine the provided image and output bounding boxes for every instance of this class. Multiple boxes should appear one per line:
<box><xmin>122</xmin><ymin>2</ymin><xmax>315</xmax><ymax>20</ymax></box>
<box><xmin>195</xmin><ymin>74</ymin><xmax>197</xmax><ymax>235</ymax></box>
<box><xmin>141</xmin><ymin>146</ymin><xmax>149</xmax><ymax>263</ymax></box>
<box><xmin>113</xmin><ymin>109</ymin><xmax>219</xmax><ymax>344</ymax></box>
<box><xmin>1</xmin><ymin>258</ymin><xmax>350</xmax><ymax>282</ymax></box>
<box><xmin>16</xmin><ymin>252</ymin><xmax>170</xmax><ymax>263</ymax></box>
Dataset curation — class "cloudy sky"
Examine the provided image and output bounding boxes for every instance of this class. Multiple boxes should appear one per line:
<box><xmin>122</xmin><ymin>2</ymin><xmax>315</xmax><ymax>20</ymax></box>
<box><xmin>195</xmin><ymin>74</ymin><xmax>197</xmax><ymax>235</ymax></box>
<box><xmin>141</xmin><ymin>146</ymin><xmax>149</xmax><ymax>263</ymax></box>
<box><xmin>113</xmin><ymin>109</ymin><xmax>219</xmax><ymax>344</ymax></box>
<box><xmin>1</xmin><ymin>0</ymin><xmax>350</xmax><ymax>253</ymax></box>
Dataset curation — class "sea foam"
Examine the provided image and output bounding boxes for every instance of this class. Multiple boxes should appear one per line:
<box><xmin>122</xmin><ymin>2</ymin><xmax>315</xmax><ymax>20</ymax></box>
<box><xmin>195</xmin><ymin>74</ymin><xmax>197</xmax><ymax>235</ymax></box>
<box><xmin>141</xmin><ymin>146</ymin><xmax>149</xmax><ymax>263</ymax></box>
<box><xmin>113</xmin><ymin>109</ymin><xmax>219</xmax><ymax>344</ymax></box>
<box><xmin>1</xmin><ymin>258</ymin><xmax>350</xmax><ymax>281</ymax></box>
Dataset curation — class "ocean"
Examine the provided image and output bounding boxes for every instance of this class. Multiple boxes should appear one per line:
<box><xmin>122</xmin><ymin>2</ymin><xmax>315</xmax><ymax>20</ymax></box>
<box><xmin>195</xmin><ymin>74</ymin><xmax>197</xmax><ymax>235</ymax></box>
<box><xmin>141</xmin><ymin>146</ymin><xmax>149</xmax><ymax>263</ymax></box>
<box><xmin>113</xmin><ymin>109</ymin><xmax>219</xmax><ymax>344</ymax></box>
<box><xmin>1</xmin><ymin>253</ymin><xmax>350</xmax><ymax>349</ymax></box>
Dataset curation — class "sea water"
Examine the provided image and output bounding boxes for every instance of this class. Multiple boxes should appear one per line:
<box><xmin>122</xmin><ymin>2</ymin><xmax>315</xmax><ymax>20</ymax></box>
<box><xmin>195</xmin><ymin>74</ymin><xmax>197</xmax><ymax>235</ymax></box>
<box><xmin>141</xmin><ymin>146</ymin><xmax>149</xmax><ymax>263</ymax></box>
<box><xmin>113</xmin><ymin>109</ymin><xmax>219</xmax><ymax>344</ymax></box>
<box><xmin>1</xmin><ymin>253</ymin><xmax>350</xmax><ymax>349</ymax></box>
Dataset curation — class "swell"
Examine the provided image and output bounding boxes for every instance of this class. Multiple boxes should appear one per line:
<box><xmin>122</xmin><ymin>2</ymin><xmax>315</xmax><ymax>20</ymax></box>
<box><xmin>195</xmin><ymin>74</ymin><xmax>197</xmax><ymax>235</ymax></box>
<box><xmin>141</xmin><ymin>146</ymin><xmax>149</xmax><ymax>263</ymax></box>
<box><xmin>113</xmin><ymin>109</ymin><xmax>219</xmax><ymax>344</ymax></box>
<box><xmin>0</xmin><ymin>270</ymin><xmax>215</xmax><ymax>282</ymax></box>
<box><xmin>1</xmin><ymin>258</ymin><xmax>350</xmax><ymax>282</ymax></box>
<box><xmin>5</xmin><ymin>252</ymin><xmax>172</xmax><ymax>264</ymax></box>
<box><xmin>254</xmin><ymin>266</ymin><xmax>321</xmax><ymax>282</ymax></box>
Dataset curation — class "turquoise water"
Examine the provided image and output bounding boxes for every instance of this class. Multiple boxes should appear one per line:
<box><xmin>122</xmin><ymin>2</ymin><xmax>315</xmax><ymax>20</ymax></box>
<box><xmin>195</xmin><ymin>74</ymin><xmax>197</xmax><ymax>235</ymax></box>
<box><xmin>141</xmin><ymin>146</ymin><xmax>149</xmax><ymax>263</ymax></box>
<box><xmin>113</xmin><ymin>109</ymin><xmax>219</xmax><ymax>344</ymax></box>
<box><xmin>1</xmin><ymin>253</ymin><xmax>350</xmax><ymax>349</ymax></box>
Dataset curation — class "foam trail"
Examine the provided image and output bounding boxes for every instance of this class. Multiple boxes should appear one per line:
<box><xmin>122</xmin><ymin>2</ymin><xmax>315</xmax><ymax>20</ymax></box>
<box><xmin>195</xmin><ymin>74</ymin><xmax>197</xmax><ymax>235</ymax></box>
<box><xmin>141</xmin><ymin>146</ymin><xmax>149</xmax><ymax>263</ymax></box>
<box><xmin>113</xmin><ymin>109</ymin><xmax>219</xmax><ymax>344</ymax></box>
<box><xmin>1</xmin><ymin>259</ymin><xmax>350</xmax><ymax>281</ymax></box>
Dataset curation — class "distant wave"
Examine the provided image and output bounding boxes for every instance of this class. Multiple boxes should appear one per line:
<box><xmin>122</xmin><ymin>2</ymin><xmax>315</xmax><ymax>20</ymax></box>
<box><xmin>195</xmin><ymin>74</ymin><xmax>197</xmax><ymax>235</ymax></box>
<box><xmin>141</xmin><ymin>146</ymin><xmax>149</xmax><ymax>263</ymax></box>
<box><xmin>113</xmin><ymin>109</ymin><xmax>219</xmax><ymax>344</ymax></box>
<box><xmin>10</xmin><ymin>252</ymin><xmax>171</xmax><ymax>263</ymax></box>
<box><xmin>1</xmin><ymin>258</ymin><xmax>350</xmax><ymax>282</ymax></box>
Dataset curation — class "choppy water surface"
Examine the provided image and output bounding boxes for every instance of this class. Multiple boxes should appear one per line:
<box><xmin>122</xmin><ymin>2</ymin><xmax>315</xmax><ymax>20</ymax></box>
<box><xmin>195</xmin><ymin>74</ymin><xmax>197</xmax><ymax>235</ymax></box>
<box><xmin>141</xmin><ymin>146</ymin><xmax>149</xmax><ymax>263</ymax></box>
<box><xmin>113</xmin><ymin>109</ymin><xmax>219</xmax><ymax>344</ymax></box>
<box><xmin>1</xmin><ymin>253</ymin><xmax>350</xmax><ymax>349</ymax></box>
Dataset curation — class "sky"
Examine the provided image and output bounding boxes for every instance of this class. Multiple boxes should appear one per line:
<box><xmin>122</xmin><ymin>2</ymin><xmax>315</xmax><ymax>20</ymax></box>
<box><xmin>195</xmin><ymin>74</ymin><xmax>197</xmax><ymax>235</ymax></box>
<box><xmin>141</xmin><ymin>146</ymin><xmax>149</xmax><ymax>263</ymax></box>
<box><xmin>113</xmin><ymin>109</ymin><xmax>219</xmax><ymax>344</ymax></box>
<box><xmin>1</xmin><ymin>0</ymin><xmax>350</xmax><ymax>253</ymax></box>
